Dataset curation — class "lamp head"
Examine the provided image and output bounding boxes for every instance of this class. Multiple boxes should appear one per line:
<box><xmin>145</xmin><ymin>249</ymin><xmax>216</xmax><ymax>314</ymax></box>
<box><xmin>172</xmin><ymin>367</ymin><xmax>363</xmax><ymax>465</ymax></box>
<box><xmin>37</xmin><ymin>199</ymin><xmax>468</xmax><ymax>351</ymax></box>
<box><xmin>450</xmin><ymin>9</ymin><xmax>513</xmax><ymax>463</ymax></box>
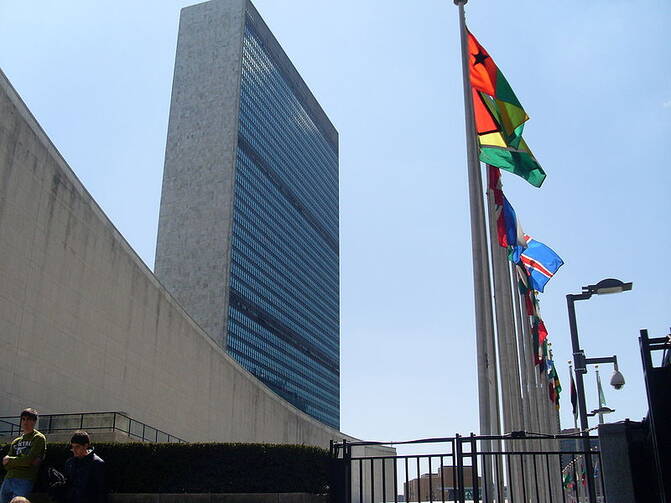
<box><xmin>590</xmin><ymin>406</ymin><xmax>615</xmax><ymax>416</ymax></box>
<box><xmin>583</xmin><ymin>278</ymin><xmax>633</xmax><ymax>296</ymax></box>
<box><xmin>610</xmin><ymin>369</ymin><xmax>626</xmax><ymax>390</ymax></box>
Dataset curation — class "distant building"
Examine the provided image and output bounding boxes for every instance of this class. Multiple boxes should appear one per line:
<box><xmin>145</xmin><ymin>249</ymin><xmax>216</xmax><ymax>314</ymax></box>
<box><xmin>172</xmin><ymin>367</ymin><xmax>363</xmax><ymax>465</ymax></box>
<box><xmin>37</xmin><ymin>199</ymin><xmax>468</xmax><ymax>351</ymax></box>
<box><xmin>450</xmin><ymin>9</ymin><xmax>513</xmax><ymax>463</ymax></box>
<box><xmin>155</xmin><ymin>0</ymin><xmax>340</xmax><ymax>428</ymax></box>
<box><xmin>404</xmin><ymin>466</ymin><xmax>481</xmax><ymax>501</ymax></box>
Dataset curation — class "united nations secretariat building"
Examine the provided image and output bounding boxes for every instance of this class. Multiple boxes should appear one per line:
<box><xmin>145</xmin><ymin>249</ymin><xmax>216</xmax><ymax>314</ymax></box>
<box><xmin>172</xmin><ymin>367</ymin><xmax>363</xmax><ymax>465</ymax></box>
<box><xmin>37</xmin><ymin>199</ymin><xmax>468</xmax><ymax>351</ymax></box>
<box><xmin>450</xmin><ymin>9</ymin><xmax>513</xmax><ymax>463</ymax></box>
<box><xmin>0</xmin><ymin>0</ymin><xmax>370</xmax><ymax>450</ymax></box>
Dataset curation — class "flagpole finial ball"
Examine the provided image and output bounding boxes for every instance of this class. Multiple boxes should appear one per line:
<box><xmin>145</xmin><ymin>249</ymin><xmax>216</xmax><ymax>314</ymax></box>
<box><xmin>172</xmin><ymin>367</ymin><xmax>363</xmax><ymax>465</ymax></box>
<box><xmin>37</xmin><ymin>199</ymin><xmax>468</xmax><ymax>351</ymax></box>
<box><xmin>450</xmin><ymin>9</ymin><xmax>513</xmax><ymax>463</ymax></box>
<box><xmin>453</xmin><ymin>0</ymin><xmax>468</xmax><ymax>5</ymax></box>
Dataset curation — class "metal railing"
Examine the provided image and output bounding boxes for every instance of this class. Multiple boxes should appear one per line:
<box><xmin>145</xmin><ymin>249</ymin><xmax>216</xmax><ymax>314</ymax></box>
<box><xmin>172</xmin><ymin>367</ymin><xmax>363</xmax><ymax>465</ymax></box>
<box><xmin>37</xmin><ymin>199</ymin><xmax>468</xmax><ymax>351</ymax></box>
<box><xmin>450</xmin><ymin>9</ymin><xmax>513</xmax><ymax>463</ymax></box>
<box><xmin>331</xmin><ymin>432</ymin><xmax>603</xmax><ymax>503</ymax></box>
<box><xmin>0</xmin><ymin>412</ymin><xmax>185</xmax><ymax>443</ymax></box>
<box><xmin>458</xmin><ymin>433</ymin><xmax>604</xmax><ymax>503</ymax></box>
<box><xmin>332</xmin><ymin>437</ymin><xmax>461</xmax><ymax>503</ymax></box>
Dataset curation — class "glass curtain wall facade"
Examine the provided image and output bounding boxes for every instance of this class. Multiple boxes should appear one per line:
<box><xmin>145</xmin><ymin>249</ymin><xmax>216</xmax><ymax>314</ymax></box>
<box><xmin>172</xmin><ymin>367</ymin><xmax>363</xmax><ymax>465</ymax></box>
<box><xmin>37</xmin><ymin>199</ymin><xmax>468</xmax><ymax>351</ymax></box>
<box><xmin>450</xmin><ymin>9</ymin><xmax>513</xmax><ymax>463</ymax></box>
<box><xmin>226</xmin><ymin>13</ymin><xmax>340</xmax><ymax>428</ymax></box>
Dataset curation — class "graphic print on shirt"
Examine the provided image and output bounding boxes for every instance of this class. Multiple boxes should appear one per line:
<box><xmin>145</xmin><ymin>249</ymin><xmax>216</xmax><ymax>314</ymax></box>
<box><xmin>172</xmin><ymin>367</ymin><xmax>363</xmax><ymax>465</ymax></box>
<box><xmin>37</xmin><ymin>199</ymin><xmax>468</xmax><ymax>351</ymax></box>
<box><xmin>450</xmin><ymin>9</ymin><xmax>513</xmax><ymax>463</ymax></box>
<box><xmin>14</xmin><ymin>439</ymin><xmax>33</xmax><ymax>456</ymax></box>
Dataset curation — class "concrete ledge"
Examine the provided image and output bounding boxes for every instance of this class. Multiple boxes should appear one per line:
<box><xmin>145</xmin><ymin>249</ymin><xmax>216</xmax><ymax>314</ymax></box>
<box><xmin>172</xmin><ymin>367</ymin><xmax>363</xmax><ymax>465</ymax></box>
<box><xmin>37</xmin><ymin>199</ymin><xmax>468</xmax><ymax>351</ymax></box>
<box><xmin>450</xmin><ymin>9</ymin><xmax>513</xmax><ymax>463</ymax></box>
<box><xmin>30</xmin><ymin>494</ymin><xmax>328</xmax><ymax>503</ymax></box>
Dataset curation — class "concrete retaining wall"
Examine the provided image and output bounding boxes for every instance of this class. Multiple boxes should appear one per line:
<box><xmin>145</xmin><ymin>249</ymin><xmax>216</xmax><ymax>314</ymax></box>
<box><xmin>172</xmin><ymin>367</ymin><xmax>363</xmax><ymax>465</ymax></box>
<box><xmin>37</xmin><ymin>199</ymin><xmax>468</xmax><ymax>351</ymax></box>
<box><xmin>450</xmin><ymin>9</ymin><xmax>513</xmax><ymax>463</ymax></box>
<box><xmin>0</xmin><ymin>68</ymin><xmax>361</xmax><ymax>450</ymax></box>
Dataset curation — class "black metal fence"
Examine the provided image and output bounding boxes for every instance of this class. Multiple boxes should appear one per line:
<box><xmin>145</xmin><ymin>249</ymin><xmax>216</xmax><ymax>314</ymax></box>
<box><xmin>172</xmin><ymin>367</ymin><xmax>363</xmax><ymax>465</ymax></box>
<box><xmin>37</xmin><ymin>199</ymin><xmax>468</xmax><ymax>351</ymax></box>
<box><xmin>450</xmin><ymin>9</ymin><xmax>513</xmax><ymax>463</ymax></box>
<box><xmin>639</xmin><ymin>329</ymin><xmax>671</xmax><ymax>501</ymax></box>
<box><xmin>331</xmin><ymin>432</ymin><xmax>603</xmax><ymax>503</ymax></box>
<box><xmin>0</xmin><ymin>412</ymin><xmax>185</xmax><ymax>443</ymax></box>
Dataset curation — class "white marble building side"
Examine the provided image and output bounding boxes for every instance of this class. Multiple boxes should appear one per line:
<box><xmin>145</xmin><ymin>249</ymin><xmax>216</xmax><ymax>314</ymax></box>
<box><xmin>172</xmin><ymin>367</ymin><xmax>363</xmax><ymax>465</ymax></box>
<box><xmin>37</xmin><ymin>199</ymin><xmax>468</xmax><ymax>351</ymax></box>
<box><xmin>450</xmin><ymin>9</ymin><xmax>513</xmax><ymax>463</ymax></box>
<box><xmin>154</xmin><ymin>0</ymin><xmax>247</xmax><ymax>348</ymax></box>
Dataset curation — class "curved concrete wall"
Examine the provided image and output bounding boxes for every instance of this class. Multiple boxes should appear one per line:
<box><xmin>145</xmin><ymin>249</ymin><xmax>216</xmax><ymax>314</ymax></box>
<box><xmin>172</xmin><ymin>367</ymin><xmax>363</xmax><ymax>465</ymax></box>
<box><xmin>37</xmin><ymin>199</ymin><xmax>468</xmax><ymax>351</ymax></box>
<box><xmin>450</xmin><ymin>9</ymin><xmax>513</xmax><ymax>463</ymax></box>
<box><xmin>0</xmin><ymin>69</ymin><xmax>347</xmax><ymax>447</ymax></box>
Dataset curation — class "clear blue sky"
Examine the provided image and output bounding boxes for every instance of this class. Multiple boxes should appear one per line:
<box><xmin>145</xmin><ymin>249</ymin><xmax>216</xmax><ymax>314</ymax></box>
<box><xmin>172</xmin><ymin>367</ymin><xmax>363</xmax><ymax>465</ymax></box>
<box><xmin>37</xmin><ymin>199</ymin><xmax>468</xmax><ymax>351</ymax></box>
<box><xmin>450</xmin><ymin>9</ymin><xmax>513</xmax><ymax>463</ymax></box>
<box><xmin>1</xmin><ymin>0</ymin><xmax>669</xmax><ymax>444</ymax></box>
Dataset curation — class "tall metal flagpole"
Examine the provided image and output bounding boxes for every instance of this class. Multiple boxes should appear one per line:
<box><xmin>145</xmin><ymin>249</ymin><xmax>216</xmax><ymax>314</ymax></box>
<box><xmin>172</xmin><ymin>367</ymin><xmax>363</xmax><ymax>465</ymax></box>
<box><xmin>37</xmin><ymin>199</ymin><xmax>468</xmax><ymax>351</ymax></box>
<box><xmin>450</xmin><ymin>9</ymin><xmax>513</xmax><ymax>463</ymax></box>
<box><xmin>569</xmin><ymin>361</ymin><xmax>586</xmax><ymax>502</ymax></box>
<box><xmin>512</xmin><ymin>264</ymin><xmax>534</xmax><ymax>432</ymax></box>
<box><xmin>511</xmin><ymin>263</ymin><xmax>537</xmax><ymax>495</ymax></box>
<box><xmin>455</xmin><ymin>0</ymin><xmax>497</xmax><ymax>440</ymax></box>
<box><xmin>487</xmin><ymin>192</ymin><xmax>525</xmax><ymax>501</ymax></box>
<box><xmin>505</xmin><ymin>262</ymin><xmax>525</xmax><ymax>433</ymax></box>
<box><xmin>487</xmin><ymin>190</ymin><xmax>520</xmax><ymax>434</ymax></box>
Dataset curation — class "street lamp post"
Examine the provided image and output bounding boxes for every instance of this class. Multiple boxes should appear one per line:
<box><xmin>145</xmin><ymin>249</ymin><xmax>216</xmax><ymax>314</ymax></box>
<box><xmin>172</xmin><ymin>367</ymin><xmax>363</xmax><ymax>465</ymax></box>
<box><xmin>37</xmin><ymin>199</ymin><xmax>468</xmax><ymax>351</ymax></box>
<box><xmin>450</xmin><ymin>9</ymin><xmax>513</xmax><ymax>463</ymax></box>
<box><xmin>566</xmin><ymin>278</ymin><xmax>632</xmax><ymax>503</ymax></box>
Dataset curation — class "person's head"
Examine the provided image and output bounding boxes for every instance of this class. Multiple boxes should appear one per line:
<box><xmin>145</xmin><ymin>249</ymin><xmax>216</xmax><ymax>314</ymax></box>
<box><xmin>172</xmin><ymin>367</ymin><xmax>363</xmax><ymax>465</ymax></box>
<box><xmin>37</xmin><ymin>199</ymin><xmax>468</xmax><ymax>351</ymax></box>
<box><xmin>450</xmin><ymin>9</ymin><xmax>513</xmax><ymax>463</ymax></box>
<box><xmin>10</xmin><ymin>497</ymin><xmax>31</xmax><ymax>503</ymax></box>
<box><xmin>19</xmin><ymin>408</ymin><xmax>38</xmax><ymax>433</ymax></box>
<box><xmin>70</xmin><ymin>430</ymin><xmax>91</xmax><ymax>458</ymax></box>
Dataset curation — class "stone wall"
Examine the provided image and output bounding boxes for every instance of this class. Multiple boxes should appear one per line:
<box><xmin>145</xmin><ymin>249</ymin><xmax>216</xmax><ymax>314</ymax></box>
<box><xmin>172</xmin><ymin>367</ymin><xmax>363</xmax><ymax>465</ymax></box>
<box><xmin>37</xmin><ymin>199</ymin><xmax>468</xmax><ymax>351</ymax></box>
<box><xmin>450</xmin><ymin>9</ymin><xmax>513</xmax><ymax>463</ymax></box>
<box><xmin>0</xmin><ymin>68</ymin><xmax>357</xmax><ymax>449</ymax></box>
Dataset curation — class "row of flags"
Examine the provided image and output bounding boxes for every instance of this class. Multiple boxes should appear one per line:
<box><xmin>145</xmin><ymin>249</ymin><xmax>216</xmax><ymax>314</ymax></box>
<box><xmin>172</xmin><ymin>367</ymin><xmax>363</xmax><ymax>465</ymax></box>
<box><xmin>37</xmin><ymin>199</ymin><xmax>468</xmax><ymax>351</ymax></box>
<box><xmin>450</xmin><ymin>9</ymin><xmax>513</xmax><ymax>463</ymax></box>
<box><xmin>562</xmin><ymin>457</ymin><xmax>586</xmax><ymax>490</ymax></box>
<box><xmin>468</xmin><ymin>30</ymin><xmax>565</xmax><ymax>410</ymax></box>
<box><xmin>562</xmin><ymin>456</ymin><xmax>601</xmax><ymax>490</ymax></box>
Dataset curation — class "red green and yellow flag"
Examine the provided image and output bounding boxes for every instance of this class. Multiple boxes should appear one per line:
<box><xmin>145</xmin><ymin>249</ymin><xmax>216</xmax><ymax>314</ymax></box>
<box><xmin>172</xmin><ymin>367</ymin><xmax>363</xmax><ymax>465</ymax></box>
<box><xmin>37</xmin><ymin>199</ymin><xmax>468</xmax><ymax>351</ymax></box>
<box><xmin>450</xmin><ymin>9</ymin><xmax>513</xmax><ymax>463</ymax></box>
<box><xmin>468</xmin><ymin>30</ymin><xmax>546</xmax><ymax>188</ymax></box>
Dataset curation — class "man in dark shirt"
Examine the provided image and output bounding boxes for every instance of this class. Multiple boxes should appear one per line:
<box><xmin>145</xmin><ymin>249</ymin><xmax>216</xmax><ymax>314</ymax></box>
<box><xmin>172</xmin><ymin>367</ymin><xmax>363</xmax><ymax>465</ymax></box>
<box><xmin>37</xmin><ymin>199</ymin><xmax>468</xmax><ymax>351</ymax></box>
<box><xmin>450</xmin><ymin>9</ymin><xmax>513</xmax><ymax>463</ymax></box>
<box><xmin>63</xmin><ymin>431</ymin><xmax>105</xmax><ymax>503</ymax></box>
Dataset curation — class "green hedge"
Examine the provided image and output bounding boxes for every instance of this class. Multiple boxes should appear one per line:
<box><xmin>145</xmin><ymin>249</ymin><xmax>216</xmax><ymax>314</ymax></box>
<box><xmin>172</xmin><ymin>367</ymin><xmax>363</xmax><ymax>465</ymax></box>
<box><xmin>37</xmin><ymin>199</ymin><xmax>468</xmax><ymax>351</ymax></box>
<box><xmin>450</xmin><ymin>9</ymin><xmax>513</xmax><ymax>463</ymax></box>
<box><xmin>0</xmin><ymin>442</ymin><xmax>331</xmax><ymax>494</ymax></box>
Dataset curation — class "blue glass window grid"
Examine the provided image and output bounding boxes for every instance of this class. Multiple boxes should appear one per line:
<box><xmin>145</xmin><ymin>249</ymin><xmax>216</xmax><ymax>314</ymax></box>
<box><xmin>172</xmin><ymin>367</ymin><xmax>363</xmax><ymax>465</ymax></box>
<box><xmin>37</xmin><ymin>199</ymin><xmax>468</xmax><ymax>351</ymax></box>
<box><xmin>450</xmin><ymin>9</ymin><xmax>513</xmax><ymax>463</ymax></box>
<box><xmin>233</xmin><ymin>148</ymin><xmax>339</xmax><ymax>298</ymax></box>
<box><xmin>238</xmin><ymin>51</ymin><xmax>337</xmax><ymax>213</ymax></box>
<box><xmin>232</xmin><ymin>151</ymin><xmax>339</xmax><ymax>325</ymax></box>
<box><xmin>228</xmin><ymin>307</ymin><xmax>339</xmax><ymax>396</ymax></box>
<box><xmin>227</xmin><ymin>312</ymin><xmax>338</xmax><ymax>410</ymax></box>
<box><xmin>239</xmin><ymin>25</ymin><xmax>338</xmax><ymax>239</ymax></box>
<box><xmin>224</xmin><ymin>17</ymin><xmax>340</xmax><ymax>428</ymax></box>
<box><xmin>230</xmin><ymin>243</ymin><xmax>337</xmax><ymax>340</ymax></box>
<box><xmin>227</xmin><ymin>347</ymin><xmax>336</xmax><ymax>425</ymax></box>
<box><xmin>229</xmin><ymin>265</ymin><xmax>336</xmax><ymax>359</ymax></box>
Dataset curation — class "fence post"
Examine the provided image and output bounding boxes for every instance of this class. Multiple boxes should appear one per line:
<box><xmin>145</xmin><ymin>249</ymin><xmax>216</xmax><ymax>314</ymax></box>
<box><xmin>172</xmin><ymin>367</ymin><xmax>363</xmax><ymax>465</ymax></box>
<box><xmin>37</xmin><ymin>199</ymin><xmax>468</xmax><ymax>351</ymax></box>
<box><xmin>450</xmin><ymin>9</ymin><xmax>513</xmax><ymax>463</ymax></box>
<box><xmin>470</xmin><ymin>434</ymin><xmax>480</xmax><ymax>503</ymax></box>
<box><xmin>456</xmin><ymin>434</ymin><xmax>466</xmax><ymax>503</ymax></box>
<box><xmin>330</xmin><ymin>440</ymin><xmax>340</xmax><ymax>503</ymax></box>
<box><xmin>331</xmin><ymin>440</ymin><xmax>350</xmax><ymax>503</ymax></box>
<box><xmin>345</xmin><ymin>441</ymin><xmax>352</xmax><ymax>503</ymax></box>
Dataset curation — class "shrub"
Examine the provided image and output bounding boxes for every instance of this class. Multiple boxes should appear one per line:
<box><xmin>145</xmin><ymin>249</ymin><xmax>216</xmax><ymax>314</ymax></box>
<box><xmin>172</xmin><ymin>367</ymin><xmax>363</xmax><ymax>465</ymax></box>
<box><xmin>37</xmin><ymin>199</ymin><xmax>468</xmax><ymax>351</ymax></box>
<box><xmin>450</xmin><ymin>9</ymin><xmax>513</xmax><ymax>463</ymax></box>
<box><xmin>0</xmin><ymin>442</ymin><xmax>331</xmax><ymax>494</ymax></box>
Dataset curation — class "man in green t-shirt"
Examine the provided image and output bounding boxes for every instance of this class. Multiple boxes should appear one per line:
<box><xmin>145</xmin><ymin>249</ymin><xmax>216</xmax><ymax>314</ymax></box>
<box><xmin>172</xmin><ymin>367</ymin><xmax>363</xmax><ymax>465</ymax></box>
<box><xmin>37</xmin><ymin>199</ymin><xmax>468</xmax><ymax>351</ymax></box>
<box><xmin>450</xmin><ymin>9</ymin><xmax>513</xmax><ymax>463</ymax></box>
<box><xmin>0</xmin><ymin>408</ymin><xmax>46</xmax><ymax>503</ymax></box>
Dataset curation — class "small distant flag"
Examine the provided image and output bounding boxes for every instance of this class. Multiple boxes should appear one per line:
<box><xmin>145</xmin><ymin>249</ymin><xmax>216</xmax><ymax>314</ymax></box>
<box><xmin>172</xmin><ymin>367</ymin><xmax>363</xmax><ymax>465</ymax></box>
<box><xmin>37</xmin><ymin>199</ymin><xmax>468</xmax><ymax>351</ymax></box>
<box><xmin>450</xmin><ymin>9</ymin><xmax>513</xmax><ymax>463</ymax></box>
<box><xmin>532</xmin><ymin>317</ymin><xmax>549</xmax><ymax>366</ymax></box>
<box><xmin>570</xmin><ymin>367</ymin><xmax>578</xmax><ymax>422</ymax></box>
<box><xmin>516</xmin><ymin>264</ymin><xmax>538</xmax><ymax>317</ymax></box>
<box><xmin>538</xmin><ymin>339</ymin><xmax>548</xmax><ymax>372</ymax></box>
<box><xmin>519</xmin><ymin>236</ymin><xmax>564</xmax><ymax>292</ymax></box>
<box><xmin>500</xmin><ymin>198</ymin><xmax>523</xmax><ymax>248</ymax></box>
<box><xmin>488</xmin><ymin>167</ymin><xmax>526</xmax><ymax>251</ymax></box>
<box><xmin>547</xmin><ymin>358</ymin><xmax>562</xmax><ymax>409</ymax></box>
<box><xmin>562</xmin><ymin>470</ymin><xmax>575</xmax><ymax>490</ymax></box>
<box><xmin>524</xmin><ymin>290</ymin><xmax>536</xmax><ymax>318</ymax></box>
<box><xmin>597</xmin><ymin>369</ymin><xmax>608</xmax><ymax>408</ymax></box>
